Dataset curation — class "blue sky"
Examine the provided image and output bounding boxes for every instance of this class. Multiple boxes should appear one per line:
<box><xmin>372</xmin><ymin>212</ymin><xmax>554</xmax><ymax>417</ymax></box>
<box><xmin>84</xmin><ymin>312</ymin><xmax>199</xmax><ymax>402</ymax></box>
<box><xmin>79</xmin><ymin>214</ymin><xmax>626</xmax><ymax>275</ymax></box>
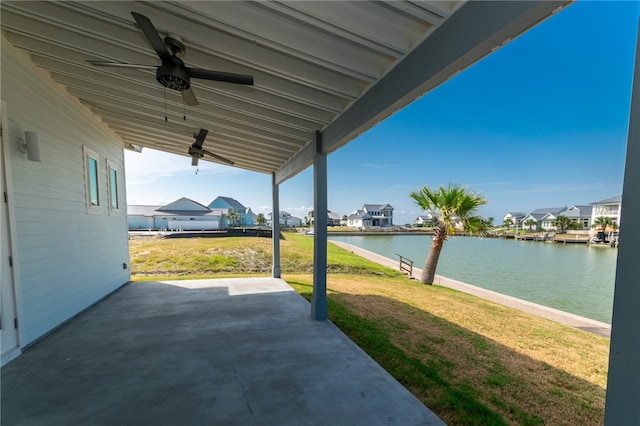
<box><xmin>124</xmin><ymin>1</ymin><xmax>639</xmax><ymax>225</ymax></box>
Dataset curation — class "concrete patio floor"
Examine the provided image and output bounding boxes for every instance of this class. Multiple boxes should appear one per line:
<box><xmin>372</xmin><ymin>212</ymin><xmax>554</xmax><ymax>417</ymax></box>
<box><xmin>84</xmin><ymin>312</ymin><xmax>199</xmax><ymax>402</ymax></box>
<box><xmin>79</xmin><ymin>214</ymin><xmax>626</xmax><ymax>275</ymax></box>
<box><xmin>1</xmin><ymin>277</ymin><xmax>444</xmax><ymax>425</ymax></box>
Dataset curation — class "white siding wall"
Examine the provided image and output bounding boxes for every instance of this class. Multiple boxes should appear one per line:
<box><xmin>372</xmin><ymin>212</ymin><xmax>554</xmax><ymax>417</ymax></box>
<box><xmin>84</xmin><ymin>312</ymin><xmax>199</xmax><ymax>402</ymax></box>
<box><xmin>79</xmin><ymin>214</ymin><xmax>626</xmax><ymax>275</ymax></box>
<box><xmin>128</xmin><ymin>215</ymin><xmax>153</xmax><ymax>229</ymax></box>
<box><xmin>2</xmin><ymin>42</ymin><xmax>130</xmax><ymax>346</ymax></box>
<box><xmin>167</xmin><ymin>220</ymin><xmax>219</xmax><ymax>231</ymax></box>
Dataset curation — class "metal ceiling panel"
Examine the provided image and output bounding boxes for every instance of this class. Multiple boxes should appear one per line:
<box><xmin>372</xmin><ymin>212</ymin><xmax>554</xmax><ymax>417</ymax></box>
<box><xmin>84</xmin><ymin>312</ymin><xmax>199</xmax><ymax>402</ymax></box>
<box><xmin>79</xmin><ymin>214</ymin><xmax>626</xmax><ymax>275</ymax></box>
<box><xmin>1</xmin><ymin>0</ymin><xmax>570</xmax><ymax>179</ymax></box>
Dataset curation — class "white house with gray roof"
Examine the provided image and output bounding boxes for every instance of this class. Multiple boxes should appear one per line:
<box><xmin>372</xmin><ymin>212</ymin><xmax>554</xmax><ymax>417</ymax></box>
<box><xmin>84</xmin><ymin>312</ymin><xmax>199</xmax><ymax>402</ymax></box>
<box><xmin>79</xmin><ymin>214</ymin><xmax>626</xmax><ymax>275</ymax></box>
<box><xmin>519</xmin><ymin>205</ymin><xmax>593</xmax><ymax>231</ymax></box>
<box><xmin>347</xmin><ymin>204</ymin><xmax>393</xmax><ymax>229</ymax></box>
<box><xmin>503</xmin><ymin>211</ymin><xmax>527</xmax><ymax>226</ymax></box>
<box><xmin>562</xmin><ymin>205</ymin><xmax>593</xmax><ymax>229</ymax></box>
<box><xmin>591</xmin><ymin>195</ymin><xmax>622</xmax><ymax>227</ymax></box>
<box><xmin>520</xmin><ymin>207</ymin><xmax>566</xmax><ymax>230</ymax></box>
<box><xmin>268</xmin><ymin>211</ymin><xmax>303</xmax><ymax>227</ymax></box>
<box><xmin>128</xmin><ymin>197</ymin><xmax>228</xmax><ymax>230</ymax></box>
<box><xmin>414</xmin><ymin>213</ymin><xmax>435</xmax><ymax>227</ymax></box>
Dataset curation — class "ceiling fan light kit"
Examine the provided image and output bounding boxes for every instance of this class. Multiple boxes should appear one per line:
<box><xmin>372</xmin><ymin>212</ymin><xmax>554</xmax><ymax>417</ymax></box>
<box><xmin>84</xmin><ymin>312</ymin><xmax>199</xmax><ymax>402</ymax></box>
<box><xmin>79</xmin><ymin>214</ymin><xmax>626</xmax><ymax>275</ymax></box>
<box><xmin>87</xmin><ymin>11</ymin><xmax>248</xmax><ymax>167</ymax></box>
<box><xmin>157</xmin><ymin>63</ymin><xmax>190</xmax><ymax>91</ymax></box>
<box><xmin>87</xmin><ymin>11</ymin><xmax>254</xmax><ymax>107</ymax></box>
<box><xmin>188</xmin><ymin>128</ymin><xmax>235</xmax><ymax>167</ymax></box>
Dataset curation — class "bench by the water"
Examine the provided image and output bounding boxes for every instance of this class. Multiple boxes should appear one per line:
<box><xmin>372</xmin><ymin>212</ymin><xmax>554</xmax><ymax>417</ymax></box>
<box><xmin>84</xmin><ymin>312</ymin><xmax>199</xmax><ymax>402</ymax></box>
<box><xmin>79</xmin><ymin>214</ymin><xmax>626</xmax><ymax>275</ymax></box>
<box><xmin>396</xmin><ymin>253</ymin><xmax>414</xmax><ymax>277</ymax></box>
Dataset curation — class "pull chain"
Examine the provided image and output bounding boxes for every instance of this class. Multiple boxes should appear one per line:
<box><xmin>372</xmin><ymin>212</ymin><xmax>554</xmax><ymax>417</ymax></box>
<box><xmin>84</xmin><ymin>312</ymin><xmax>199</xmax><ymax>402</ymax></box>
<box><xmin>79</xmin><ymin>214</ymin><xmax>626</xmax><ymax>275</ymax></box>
<box><xmin>164</xmin><ymin>89</ymin><xmax>168</xmax><ymax>122</ymax></box>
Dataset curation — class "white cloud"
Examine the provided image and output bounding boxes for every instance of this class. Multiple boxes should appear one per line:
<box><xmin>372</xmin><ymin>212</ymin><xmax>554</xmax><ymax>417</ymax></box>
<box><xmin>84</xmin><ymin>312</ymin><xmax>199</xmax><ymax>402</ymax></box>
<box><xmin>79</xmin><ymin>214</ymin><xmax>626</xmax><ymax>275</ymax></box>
<box><xmin>284</xmin><ymin>205</ymin><xmax>310</xmax><ymax>215</ymax></box>
<box><xmin>124</xmin><ymin>148</ymin><xmax>241</xmax><ymax>186</ymax></box>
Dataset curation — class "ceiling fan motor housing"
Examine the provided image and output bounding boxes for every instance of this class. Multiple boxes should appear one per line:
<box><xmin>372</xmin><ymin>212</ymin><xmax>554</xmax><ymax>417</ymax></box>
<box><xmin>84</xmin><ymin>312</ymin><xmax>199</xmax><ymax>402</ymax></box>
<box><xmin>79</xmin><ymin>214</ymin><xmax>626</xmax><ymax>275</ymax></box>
<box><xmin>188</xmin><ymin>145</ymin><xmax>204</xmax><ymax>156</ymax></box>
<box><xmin>156</xmin><ymin>64</ymin><xmax>190</xmax><ymax>91</ymax></box>
<box><xmin>164</xmin><ymin>35</ymin><xmax>186</xmax><ymax>56</ymax></box>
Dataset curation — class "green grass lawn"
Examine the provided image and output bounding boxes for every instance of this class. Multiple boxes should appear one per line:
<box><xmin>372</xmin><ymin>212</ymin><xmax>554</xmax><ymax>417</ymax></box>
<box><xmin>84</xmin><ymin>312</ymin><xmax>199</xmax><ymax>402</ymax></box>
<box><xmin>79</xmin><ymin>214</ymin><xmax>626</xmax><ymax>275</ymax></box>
<box><xmin>130</xmin><ymin>232</ymin><xmax>608</xmax><ymax>425</ymax></box>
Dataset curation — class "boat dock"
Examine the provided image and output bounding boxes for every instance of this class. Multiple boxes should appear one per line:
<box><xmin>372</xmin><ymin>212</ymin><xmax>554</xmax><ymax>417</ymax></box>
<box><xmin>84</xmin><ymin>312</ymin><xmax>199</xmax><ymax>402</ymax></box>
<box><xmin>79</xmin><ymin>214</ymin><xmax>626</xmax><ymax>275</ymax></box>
<box><xmin>553</xmin><ymin>234</ymin><xmax>591</xmax><ymax>244</ymax></box>
<box><xmin>515</xmin><ymin>233</ymin><xmax>550</xmax><ymax>241</ymax></box>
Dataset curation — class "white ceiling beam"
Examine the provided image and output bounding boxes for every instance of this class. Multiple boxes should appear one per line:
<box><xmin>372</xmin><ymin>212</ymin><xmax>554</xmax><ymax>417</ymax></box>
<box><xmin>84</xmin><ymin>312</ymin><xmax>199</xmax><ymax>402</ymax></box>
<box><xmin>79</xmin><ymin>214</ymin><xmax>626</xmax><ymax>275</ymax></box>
<box><xmin>155</xmin><ymin>1</ymin><xmax>387</xmax><ymax>80</ymax></box>
<box><xmin>275</xmin><ymin>1</ymin><xmax>435</xmax><ymax>53</ymax></box>
<box><xmin>70</xmin><ymin>90</ymin><xmax>306</xmax><ymax>151</ymax></box>
<box><xmin>5</xmin><ymin>27</ymin><xmax>343</xmax><ymax>122</ymax></box>
<box><xmin>111</xmin><ymin>126</ymin><xmax>283</xmax><ymax>169</ymax></box>
<box><xmin>42</xmin><ymin>66</ymin><xmax>312</xmax><ymax>143</ymax></box>
<box><xmin>96</xmin><ymin>110</ymin><xmax>298</xmax><ymax>157</ymax></box>
<box><xmin>22</xmin><ymin>48</ymin><xmax>325</xmax><ymax>131</ymax></box>
<box><xmin>1</xmin><ymin>4</ymin><xmax>357</xmax><ymax>109</ymax></box>
<box><xmin>63</xmin><ymin>1</ymin><xmax>376</xmax><ymax>91</ymax></box>
<box><xmin>255</xmin><ymin>2</ymin><xmax>406</xmax><ymax>57</ymax></box>
<box><xmin>380</xmin><ymin>1</ymin><xmax>448</xmax><ymax>26</ymax></box>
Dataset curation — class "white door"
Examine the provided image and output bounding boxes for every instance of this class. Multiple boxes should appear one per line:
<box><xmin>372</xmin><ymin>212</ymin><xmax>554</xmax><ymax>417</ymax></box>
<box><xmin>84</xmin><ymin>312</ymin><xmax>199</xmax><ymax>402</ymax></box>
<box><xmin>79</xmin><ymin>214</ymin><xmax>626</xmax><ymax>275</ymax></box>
<box><xmin>0</xmin><ymin>102</ymin><xmax>19</xmax><ymax>362</ymax></box>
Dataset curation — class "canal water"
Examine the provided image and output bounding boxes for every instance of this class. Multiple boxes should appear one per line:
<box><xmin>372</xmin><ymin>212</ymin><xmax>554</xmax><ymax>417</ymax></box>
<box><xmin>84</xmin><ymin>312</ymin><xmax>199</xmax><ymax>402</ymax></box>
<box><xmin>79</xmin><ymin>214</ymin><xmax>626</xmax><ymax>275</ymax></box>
<box><xmin>329</xmin><ymin>235</ymin><xmax>617</xmax><ymax>324</ymax></box>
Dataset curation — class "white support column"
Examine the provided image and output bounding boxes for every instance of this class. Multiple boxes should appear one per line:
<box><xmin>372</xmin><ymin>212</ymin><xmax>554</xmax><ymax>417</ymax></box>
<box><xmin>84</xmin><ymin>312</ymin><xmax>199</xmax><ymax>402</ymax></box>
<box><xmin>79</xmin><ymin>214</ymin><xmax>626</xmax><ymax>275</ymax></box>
<box><xmin>311</xmin><ymin>131</ymin><xmax>328</xmax><ymax>320</ymax></box>
<box><xmin>604</xmin><ymin>20</ymin><xmax>640</xmax><ymax>425</ymax></box>
<box><xmin>271</xmin><ymin>173</ymin><xmax>281</xmax><ymax>279</ymax></box>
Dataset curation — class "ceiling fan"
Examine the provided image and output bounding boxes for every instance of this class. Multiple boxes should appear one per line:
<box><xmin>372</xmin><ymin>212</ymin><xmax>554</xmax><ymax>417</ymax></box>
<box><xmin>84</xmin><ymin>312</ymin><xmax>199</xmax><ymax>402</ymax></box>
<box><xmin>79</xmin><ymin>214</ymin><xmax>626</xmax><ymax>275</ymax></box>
<box><xmin>87</xmin><ymin>12</ymin><xmax>253</xmax><ymax>106</ymax></box>
<box><xmin>189</xmin><ymin>128</ymin><xmax>234</xmax><ymax>166</ymax></box>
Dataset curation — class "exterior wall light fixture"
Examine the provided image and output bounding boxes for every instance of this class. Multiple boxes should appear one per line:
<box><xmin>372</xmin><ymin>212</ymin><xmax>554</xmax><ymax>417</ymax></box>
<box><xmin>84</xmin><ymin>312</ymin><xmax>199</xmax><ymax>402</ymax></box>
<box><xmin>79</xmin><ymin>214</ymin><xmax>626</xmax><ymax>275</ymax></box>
<box><xmin>18</xmin><ymin>131</ymin><xmax>41</xmax><ymax>162</ymax></box>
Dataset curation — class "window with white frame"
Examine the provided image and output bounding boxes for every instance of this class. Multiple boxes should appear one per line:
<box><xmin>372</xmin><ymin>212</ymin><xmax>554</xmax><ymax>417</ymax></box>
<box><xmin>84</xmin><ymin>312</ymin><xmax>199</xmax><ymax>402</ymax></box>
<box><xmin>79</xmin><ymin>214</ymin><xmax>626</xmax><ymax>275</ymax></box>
<box><xmin>107</xmin><ymin>160</ymin><xmax>120</xmax><ymax>214</ymax></box>
<box><xmin>83</xmin><ymin>146</ymin><xmax>101</xmax><ymax>213</ymax></box>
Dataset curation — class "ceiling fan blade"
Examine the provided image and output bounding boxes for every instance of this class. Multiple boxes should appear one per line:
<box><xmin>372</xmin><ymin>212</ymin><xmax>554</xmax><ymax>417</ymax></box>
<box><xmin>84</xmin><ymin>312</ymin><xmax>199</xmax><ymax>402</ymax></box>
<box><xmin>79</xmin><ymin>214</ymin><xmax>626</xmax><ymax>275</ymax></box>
<box><xmin>191</xmin><ymin>156</ymin><xmax>199</xmax><ymax>166</ymax></box>
<box><xmin>187</xmin><ymin>68</ymin><xmax>254</xmax><ymax>85</ymax></box>
<box><xmin>131</xmin><ymin>12</ymin><xmax>172</xmax><ymax>64</ymax></box>
<box><xmin>182</xmin><ymin>88</ymin><xmax>199</xmax><ymax>106</ymax></box>
<box><xmin>203</xmin><ymin>149</ymin><xmax>235</xmax><ymax>166</ymax></box>
<box><xmin>193</xmin><ymin>128</ymin><xmax>208</xmax><ymax>148</ymax></box>
<box><xmin>87</xmin><ymin>60</ymin><xmax>157</xmax><ymax>70</ymax></box>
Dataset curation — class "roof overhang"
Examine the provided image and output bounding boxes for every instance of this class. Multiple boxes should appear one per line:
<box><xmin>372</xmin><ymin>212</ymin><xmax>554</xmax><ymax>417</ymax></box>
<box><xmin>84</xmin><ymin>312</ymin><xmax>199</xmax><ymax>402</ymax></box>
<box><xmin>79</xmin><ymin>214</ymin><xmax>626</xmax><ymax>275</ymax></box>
<box><xmin>1</xmin><ymin>1</ymin><xmax>571</xmax><ymax>183</ymax></box>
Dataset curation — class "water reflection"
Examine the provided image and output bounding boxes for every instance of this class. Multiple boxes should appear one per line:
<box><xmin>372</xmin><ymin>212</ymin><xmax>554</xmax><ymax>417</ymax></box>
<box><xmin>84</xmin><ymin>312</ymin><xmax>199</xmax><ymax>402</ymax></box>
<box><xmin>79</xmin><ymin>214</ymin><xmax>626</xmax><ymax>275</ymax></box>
<box><xmin>329</xmin><ymin>235</ymin><xmax>616</xmax><ymax>323</ymax></box>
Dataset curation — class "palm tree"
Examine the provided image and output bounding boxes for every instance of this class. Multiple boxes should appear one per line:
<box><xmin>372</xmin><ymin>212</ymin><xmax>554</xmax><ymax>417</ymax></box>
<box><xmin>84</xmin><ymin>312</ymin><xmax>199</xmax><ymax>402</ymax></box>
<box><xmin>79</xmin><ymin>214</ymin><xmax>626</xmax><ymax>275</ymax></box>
<box><xmin>593</xmin><ymin>216</ymin><xmax>614</xmax><ymax>233</ymax></box>
<box><xmin>227</xmin><ymin>210</ymin><xmax>241</xmax><ymax>228</ymax></box>
<box><xmin>410</xmin><ymin>183</ymin><xmax>487</xmax><ymax>285</ymax></box>
<box><xmin>553</xmin><ymin>215</ymin><xmax>571</xmax><ymax>233</ymax></box>
<box><xmin>524</xmin><ymin>218</ymin><xmax>536</xmax><ymax>231</ymax></box>
<box><xmin>467</xmin><ymin>217</ymin><xmax>492</xmax><ymax>237</ymax></box>
<box><xmin>568</xmin><ymin>221</ymin><xmax>582</xmax><ymax>231</ymax></box>
<box><xmin>256</xmin><ymin>213</ymin><xmax>266</xmax><ymax>226</ymax></box>
<box><xmin>503</xmin><ymin>217</ymin><xmax>513</xmax><ymax>231</ymax></box>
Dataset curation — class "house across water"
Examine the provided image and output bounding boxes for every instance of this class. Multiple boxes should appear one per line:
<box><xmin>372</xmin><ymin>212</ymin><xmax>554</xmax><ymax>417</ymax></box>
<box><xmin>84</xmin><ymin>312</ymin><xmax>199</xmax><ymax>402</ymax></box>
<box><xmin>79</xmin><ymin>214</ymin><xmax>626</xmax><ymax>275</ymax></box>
<box><xmin>347</xmin><ymin>204</ymin><xmax>394</xmax><ymax>229</ymax></box>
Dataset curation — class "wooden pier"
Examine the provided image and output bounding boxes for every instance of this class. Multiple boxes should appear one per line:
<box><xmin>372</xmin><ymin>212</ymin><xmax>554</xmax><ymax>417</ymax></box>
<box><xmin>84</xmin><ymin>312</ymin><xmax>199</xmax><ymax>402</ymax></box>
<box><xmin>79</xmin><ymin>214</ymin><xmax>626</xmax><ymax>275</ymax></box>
<box><xmin>515</xmin><ymin>233</ymin><xmax>549</xmax><ymax>241</ymax></box>
<box><xmin>552</xmin><ymin>234</ymin><xmax>590</xmax><ymax>244</ymax></box>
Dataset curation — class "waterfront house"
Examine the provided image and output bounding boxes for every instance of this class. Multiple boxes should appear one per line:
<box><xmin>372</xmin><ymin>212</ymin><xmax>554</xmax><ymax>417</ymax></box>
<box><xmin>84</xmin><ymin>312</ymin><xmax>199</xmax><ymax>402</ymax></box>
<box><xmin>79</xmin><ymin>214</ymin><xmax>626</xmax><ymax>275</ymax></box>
<box><xmin>520</xmin><ymin>205</ymin><xmax>592</xmax><ymax>231</ymax></box>
<box><xmin>347</xmin><ymin>204</ymin><xmax>394</xmax><ymax>229</ymax></box>
<box><xmin>526</xmin><ymin>207</ymin><xmax>567</xmax><ymax>231</ymax></box>
<box><xmin>306</xmin><ymin>210</ymin><xmax>342</xmax><ymax>227</ymax></box>
<box><xmin>414</xmin><ymin>214</ymin><xmax>435</xmax><ymax>227</ymax></box>
<box><xmin>503</xmin><ymin>211</ymin><xmax>526</xmax><ymax>226</ymax></box>
<box><xmin>269</xmin><ymin>211</ymin><xmax>303</xmax><ymax>227</ymax></box>
<box><xmin>128</xmin><ymin>197</ymin><xmax>228</xmax><ymax>230</ymax></box>
<box><xmin>208</xmin><ymin>196</ymin><xmax>255</xmax><ymax>227</ymax></box>
<box><xmin>561</xmin><ymin>205</ymin><xmax>593</xmax><ymax>229</ymax></box>
<box><xmin>591</xmin><ymin>195</ymin><xmax>622</xmax><ymax>228</ymax></box>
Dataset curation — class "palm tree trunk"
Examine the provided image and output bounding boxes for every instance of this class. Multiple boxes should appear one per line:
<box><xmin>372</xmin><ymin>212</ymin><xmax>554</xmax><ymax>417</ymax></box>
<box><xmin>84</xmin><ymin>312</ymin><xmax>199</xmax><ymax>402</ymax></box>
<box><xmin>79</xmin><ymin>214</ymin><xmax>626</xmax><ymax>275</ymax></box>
<box><xmin>421</xmin><ymin>225</ymin><xmax>446</xmax><ymax>284</ymax></box>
